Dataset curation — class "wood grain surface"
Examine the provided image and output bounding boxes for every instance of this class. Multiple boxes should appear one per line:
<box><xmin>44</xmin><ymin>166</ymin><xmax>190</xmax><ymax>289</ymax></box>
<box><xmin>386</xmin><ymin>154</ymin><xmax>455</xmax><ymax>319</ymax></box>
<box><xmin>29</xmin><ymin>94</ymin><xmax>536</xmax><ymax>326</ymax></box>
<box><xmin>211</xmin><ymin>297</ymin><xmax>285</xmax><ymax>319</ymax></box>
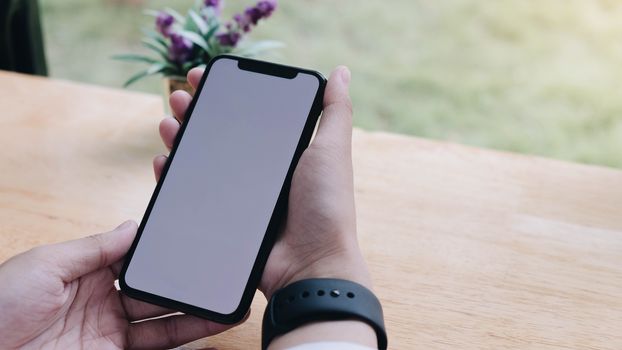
<box><xmin>0</xmin><ymin>71</ymin><xmax>621</xmax><ymax>349</ymax></box>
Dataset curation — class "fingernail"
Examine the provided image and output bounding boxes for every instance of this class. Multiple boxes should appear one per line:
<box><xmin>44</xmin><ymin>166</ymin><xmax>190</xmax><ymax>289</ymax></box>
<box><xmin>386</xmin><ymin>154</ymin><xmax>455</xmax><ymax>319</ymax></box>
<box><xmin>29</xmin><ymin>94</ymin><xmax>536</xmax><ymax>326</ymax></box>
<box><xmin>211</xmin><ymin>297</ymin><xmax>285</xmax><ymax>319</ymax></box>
<box><xmin>340</xmin><ymin>66</ymin><xmax>351</xmax><ymax>85</ymax></box>
<box><xmin>116</xmin><ymin>220</ymin><xmax>133</xmax><ymax>230</ymax></box>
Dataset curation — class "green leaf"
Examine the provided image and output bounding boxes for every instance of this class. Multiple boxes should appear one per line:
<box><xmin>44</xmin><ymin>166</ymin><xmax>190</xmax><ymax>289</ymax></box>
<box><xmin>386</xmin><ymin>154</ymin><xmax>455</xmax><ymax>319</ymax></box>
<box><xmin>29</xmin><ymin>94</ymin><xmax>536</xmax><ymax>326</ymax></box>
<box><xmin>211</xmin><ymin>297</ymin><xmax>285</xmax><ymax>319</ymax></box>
<box><xmin>188</xmin><ymin>9</ymin><xmax>209</xmax><ymax>35</ymax></box>
<box><xmin>141</xmin><ymin>28</ymin><xmax>168</xmax><ymax>46</ymax></box>
<box><xmin>203</xmin><ymin>25</ymin><xmax>222</xmax><ymax>58</ymax></box>
<box><xmin>112</xmin><ymin>54</ymin><xmax>159</xmax><ymax>64</ymax></box>
<box><xmin>204</xmin><ymin>46</ymin><xmax>217</xmax><ymax>59</ymax></box>
<box><xmin>201</xmin><ymin>7</ymin><xmax>220</xmax><ymax>27</ymax></box>
<box><xmin>183</xmin><ymin>15</ymin><xmax>198</xmax><ymax>32</ymax></box>
<box><xmin>123</xmin><ymin>62</ymin><xmax>174</xmax><ymax>87</ymax></box>
<box><xmin>204</xmin><ymin>24</ymin><xmax>219</xmax><ymax>41</ymax></box>
<box><xmin>164</xmin><ymin>7</ymin><xmax>186</xmax><ymax>23</ymax></box>
<box><xmin>151</xmin><ymin>62</ymin><xmax>175</xmax><ymax>73</ymax></box>
<box><xmin>142</xmin><ymin>37</ymin><xmax>167</xmax><ymax>50</ymax></box>
<box><xmin>235</xmin><ymin>40</ymin><xmax>284</xmax><ymax>57</ymax></box>
<box><xmin>178</xmin><ymin>30</ymin><xmax>210</xmax><ymax>52</ymax></box>
<box><xmin>141</xmin><ymin>28</ymin><xmax>160</xmax><ymax>39</ymax></box>
<box><xmin>181</xmin><ymin>61</ymin><xmax>196</xmax><ymax>72</ymax></box>
<box><xmin>142</xmin><ymin>39</ymin><xmax>169</xmax><ymax>60</ymax></box>
<box><xmin>123</xmin><ymin>69</ymin><xmax>150</xmax><ymax>87</ymax></box>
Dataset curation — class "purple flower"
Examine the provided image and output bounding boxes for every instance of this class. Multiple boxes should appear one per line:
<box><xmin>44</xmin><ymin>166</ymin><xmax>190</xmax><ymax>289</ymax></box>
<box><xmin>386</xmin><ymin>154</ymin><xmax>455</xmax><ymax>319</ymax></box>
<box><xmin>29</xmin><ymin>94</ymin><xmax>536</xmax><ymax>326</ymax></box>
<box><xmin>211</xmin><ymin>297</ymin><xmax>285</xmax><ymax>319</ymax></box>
<box><xmin>203</xmin><ymin>0</ymin><xmax>223</xmax><ymax>15</ymax></box>
<box><xmin>234</xmin><ymin>13</ymin><xmax>252</xmax><ymax>32</ymax></box>
<box><xmin>218</xmin><ymin>0</ymin><xmax>276</xmax><ymax>48</ymax></box>
<box><xmin>169</xmin><ymin>33</ymin><xmax>193</xmax><ymax>63</ymax></box>
<box><xmin>256</xmin><ymin>0</ymin><xmax>276</xmax><ymax>18</ymax></box>
<box><xmin>217</xmin><ymin>31</ymin><xmax>241</xmax><ymax>47</ymax></box>
<box><xmin>232</xmin><ymin>0</ymin><xmax>277</xmax><ymax>32</ymax></box>
<box><xmin>244</xmin><ymin>7</ymin><xmax>262</xmax><ymax>25</ymax></box>
<box><xmin>155</xmin><ymin>12</ymin><xmax>175</xmax><ymax>38</ymax></box>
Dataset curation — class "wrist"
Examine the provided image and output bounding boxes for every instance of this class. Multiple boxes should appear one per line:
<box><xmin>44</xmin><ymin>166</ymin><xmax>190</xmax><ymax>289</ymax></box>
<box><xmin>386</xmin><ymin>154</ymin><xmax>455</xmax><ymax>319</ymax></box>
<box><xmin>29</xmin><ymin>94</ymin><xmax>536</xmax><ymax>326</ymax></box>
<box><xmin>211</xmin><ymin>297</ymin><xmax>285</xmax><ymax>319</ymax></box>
<box><xmin>265</xmin><ymin>248</ymin><xmax>372</xmax><ymax>300</ymax></box>
<box><xmin>288</xmin><ymin>251</ymin><xmax>372</xmax><ymax>288</ymax></box>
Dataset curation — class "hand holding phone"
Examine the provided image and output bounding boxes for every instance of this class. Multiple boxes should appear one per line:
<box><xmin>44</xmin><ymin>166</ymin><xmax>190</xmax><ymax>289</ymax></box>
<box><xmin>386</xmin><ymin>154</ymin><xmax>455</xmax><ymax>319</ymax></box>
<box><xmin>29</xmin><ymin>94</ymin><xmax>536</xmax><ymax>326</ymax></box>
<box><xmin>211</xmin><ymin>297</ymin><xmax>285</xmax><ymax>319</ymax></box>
<box><xmin>160</xmin><ymin>64</ymin><xmax>372</xmax><ymax>302</ymax></box>
<box><xmin>122</xmin><ymin>56</ymin><xmax>371</xmax><ymax>326</ymax></box>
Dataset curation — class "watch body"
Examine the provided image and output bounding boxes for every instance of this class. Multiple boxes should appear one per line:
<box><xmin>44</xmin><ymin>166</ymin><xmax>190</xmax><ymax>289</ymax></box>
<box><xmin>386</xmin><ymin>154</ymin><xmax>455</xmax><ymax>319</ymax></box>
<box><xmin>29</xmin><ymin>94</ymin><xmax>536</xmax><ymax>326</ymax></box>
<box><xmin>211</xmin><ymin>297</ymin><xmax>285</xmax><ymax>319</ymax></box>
<box><xmin>262</xmin><ymin>278</ymin><xmax>388</xmax><ymax>350</ymax></box>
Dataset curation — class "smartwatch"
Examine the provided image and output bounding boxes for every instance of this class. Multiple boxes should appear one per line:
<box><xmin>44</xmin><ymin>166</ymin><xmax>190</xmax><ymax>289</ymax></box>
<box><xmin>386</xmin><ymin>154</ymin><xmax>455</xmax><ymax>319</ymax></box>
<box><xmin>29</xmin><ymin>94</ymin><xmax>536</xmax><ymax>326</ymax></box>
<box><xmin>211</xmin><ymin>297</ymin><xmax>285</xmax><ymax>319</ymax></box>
<box><xmin>262</xmin><ymin>278</ymin><xmax>388</xmax><ymax>350</ymax></box>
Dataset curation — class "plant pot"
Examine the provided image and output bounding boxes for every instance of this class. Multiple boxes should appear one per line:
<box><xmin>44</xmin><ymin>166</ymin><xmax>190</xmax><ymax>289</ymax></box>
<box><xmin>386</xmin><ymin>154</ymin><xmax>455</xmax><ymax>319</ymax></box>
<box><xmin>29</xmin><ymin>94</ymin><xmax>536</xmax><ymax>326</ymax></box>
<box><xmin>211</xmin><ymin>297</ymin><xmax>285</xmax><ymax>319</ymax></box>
<box><xmin>162</xmin><ymin>76</ymin><xmax>193</xmax><ymax>115</ymax></box>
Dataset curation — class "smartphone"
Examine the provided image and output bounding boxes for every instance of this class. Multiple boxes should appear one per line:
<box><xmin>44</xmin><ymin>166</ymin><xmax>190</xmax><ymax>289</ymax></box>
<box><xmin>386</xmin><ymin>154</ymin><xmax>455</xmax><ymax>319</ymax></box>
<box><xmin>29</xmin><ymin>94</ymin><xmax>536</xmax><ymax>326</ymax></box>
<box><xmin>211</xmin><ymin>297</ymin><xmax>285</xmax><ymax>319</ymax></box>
<box><xmin>119</xmin><ymin>55</ymin><xmax>326</xmax><ymax>324</ymax></box>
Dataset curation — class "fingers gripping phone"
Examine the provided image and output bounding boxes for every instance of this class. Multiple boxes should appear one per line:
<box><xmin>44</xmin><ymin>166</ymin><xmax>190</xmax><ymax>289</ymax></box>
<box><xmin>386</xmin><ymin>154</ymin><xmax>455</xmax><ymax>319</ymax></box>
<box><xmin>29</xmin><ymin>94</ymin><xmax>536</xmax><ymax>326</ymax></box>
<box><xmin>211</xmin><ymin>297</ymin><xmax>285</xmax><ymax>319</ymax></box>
<box><xmin>119</xmin><ymin>55</ymin><xmax>326</xmax><ymax>323</ymax></box>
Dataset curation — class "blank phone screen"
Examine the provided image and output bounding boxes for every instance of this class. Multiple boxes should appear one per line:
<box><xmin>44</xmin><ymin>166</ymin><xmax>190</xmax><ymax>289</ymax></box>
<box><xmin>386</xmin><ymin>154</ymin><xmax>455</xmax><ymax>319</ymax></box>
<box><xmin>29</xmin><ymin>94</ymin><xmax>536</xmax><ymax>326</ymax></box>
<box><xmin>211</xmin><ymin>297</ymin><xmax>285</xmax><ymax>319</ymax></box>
<box><xmin>123</xmin><ymin>57</ymin><xmax>320</xmax><ymax>314</ymax></box>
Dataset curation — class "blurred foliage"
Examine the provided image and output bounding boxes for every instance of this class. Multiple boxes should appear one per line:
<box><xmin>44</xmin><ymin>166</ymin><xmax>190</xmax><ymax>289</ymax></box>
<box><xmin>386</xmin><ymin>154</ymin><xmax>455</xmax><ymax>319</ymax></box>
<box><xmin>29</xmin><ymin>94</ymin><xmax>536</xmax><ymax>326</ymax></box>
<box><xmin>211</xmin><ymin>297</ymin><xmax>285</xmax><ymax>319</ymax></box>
<box><xmin>40</xmin><ymin>0</ymin><xmax>622</xmax><ymax>167</ymax></box>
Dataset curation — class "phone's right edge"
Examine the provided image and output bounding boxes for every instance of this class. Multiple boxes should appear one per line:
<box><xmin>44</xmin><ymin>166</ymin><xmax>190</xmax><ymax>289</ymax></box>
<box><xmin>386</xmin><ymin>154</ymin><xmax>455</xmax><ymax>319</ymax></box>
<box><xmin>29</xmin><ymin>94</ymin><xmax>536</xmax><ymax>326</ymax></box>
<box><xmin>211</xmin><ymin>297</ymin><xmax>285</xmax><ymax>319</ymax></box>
<box><xmin>221</xmin><ymin>59</ymin><xmax>328</xmax><ymax>323</ymax></box>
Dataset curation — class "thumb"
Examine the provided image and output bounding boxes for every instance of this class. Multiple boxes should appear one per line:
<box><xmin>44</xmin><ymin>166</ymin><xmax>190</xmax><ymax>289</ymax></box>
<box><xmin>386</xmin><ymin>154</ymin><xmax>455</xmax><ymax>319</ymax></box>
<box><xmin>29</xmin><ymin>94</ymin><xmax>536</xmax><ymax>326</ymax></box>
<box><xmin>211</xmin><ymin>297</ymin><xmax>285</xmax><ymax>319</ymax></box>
<box><xmin>314</xmin><ymin>66</ymin><xmax>353</xmax><ymax>154</ymax></box>
<box><xmin>45</xmin><ymin>220</ymin><xmax>137</xmax><ymax>282</ymax></box>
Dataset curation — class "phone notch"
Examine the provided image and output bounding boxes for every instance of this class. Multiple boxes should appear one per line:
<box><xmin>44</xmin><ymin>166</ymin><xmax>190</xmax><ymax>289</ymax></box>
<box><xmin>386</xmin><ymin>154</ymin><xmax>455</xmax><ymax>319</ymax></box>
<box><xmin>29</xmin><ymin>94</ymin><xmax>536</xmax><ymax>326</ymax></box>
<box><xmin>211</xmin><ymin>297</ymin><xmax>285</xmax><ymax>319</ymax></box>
<box><xmin>237</xmin><ymin>59</ymin><xmax>298</xmax><ymax>80</ymax></box>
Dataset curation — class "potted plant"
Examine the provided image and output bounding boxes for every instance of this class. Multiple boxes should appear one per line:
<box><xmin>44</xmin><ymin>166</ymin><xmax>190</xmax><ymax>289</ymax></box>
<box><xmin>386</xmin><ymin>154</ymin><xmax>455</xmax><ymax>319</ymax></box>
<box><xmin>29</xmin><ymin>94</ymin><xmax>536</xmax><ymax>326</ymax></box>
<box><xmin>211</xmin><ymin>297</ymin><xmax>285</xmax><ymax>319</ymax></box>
<box><xmin>115</xmin><ymin>0</ymin><xmax>281</xmax><ymax>100</ymax></box>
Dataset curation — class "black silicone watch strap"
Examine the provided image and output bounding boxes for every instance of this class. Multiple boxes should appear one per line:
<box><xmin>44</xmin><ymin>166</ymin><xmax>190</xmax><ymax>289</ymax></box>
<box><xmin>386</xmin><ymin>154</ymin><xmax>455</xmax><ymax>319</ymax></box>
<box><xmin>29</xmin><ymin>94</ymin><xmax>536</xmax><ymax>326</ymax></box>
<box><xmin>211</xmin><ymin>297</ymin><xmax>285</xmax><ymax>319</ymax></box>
<box><xmin>262</xmin><ymin>278</ymin><xmax>387</xmax><ymax>350</ymax></box>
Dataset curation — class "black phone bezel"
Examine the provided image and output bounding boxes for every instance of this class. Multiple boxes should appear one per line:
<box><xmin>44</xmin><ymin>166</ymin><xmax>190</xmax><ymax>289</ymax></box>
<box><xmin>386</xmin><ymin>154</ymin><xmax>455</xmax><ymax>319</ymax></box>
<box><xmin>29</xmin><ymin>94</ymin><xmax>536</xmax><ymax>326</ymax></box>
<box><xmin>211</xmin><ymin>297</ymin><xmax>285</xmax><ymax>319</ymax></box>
<box><xmin>118</xmin><ymin>54</ymin><xmax>327</xmax><ymax>324</ymax></box>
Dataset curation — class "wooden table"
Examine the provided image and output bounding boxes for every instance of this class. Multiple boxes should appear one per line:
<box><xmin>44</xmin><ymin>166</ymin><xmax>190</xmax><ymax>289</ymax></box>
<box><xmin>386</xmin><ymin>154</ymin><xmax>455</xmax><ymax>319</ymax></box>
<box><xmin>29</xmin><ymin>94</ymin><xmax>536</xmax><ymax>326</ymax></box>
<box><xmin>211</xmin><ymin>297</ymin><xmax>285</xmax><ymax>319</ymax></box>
<box><xmin>1</xmin><ymin>71</ymin><xmax>621</xmax><ymax>349</ymax></box>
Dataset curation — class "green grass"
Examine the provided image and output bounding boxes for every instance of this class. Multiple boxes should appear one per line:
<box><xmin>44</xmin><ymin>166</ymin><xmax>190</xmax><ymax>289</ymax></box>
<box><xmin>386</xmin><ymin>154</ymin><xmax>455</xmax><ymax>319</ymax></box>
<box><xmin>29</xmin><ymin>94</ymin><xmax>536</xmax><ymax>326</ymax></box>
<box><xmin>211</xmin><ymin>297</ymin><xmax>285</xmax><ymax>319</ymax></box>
<box><xmin>40</xmin><ymin>0</ymin><xmax>622</xmax><ymax>167</ymax></box>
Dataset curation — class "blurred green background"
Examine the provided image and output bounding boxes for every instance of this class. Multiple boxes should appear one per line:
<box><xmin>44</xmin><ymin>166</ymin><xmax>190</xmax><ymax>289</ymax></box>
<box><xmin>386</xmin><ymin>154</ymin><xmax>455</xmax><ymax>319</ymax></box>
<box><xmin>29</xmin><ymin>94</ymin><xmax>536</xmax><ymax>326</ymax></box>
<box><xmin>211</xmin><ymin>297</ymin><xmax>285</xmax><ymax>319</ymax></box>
<box><xmin>40</xmin><ymin>0</ymin><xmax>622</xmax><ymax>167</ymax></box>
